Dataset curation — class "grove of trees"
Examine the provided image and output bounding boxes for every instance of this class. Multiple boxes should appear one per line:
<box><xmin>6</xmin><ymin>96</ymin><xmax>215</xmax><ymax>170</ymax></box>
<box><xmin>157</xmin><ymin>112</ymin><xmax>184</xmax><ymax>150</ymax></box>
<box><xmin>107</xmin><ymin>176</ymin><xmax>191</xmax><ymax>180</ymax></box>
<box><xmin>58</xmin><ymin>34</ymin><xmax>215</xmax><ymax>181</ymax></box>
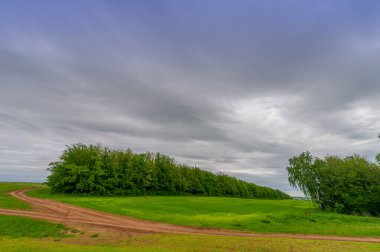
<box><xmin>47</xmin><ymin>144</ymin><xmax>290</xmax><ymax>199</ymax></box>
<box><xmin>287</xmin><ymin>152</ymin><xmax>380</xmax><ymax>216</ymax></box>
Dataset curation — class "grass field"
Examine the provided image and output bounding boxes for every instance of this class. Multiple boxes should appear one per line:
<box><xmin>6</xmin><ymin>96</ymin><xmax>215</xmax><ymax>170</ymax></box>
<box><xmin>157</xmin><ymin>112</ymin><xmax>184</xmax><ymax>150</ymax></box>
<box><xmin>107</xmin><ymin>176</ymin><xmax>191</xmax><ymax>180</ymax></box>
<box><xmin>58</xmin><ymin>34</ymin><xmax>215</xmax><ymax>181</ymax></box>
<box><xmin>30</xmin><ymin>187</ymin><xmax>380</xmax><ymax>237</ymax></box>
<box><xmin>2</xmin><ymin>182</ymin><xmax>380</xmax><ymax>251</ymax></box>
<box><xmin>1</xmin><ymin>234</ymin><xmax>380</xmax><ymax>252</ymax></box>
<box><xmin>0</xmin><ymin>216</ymin><xmax>66</xmax><ymax>238</ymax></box>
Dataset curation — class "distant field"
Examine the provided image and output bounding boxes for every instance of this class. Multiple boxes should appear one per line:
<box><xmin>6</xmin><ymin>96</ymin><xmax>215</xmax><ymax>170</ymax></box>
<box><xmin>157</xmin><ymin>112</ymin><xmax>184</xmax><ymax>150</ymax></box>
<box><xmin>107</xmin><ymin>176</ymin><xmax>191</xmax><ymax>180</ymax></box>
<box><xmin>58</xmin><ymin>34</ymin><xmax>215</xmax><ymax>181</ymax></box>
<box><xmin>30</xmin><ymin>187</ymin><xmax>380</xmax><ymax>237</ymax></box>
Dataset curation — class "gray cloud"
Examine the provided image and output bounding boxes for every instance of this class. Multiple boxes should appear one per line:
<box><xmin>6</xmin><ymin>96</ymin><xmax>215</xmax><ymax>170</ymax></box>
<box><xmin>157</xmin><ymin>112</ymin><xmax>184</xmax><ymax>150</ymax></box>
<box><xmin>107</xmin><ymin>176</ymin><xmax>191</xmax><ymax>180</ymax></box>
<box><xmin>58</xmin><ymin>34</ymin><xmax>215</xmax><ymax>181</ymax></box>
<box><xmin>1</xmin><ymin>0</ymin><xmax>380</xmax><ymax>195</ymax></box>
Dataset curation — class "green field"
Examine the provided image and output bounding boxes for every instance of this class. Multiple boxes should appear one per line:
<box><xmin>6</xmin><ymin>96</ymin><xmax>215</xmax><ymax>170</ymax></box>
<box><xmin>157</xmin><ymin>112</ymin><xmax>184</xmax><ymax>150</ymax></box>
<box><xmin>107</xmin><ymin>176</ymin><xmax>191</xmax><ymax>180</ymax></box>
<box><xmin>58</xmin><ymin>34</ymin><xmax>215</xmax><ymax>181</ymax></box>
<box><xmin>30</xmin><ymin>187</ymin><xmax>380</xmax><ymax>237</ymax></box>
<box><xmin>2</xmin><ymin>182</ymin><xmax>380</xmax><ymax>251</ymax></box>
<box><xmin>1</xmin><ymin>234</ymin><xmax>380</xmax><ymax>252</ymax></box>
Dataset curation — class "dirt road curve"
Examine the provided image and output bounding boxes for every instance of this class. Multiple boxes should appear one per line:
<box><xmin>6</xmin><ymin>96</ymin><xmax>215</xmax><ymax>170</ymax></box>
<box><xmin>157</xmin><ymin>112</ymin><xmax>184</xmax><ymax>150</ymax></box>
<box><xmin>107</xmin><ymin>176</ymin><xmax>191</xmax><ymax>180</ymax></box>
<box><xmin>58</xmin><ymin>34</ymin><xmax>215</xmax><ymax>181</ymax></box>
<box><xmin>1</xmin><ymin>188</ymin><xmax>380</xmax><ymax>243</ymax></box>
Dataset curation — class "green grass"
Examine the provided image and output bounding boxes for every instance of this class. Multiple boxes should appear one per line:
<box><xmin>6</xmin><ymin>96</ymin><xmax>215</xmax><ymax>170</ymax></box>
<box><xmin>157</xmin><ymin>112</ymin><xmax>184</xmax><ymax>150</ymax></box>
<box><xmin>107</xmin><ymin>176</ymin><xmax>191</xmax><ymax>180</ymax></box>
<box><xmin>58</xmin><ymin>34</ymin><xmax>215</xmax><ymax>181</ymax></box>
<box><xmin>0</xmin><ymin>216</ymin><xmax>67</xmax><ymax>238</ymax></box>
<box><xmin>0</xmin><ymin>182</ymin><xmax>66</xmax><ymax>238</ymax></box>
<box><xmin>2</xmin><ymin>182</ymin><xmax>380</xmax><ymax>251</ymax></box>
<box><xmin>0</xmin><ymin>182</ymin><xmax>42</xmax><ymax>209</ymax></box>
<box><xmin>1</xmin><ymin>234</ymin><xmax>380</xmax><ymax>252</ymax></box>
<box><xmin>30</xmin><ymin>187</ymin><xmax>380</xmax><ymax>237</ymax></box>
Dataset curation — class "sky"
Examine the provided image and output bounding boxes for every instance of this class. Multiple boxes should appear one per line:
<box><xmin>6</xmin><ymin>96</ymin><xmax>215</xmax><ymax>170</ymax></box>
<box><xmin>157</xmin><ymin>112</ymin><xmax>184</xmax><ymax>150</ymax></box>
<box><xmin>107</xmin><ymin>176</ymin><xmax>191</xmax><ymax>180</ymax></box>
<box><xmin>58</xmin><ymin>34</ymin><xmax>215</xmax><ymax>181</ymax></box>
<box><xmin>1</xmin><ymin>1</ymin><xmax>380</xmax><ymax>196</ymax></box>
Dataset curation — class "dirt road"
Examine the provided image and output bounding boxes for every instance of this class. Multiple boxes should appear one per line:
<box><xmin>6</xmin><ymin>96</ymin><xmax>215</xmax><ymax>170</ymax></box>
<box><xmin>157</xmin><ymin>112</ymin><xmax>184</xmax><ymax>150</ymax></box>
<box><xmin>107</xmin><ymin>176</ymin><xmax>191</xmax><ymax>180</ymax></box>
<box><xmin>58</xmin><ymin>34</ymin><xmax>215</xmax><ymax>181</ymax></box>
<box><xmin>1</xmin><ymin>188</ymin><xmax>380</xmax><ymax>243</ymax></box>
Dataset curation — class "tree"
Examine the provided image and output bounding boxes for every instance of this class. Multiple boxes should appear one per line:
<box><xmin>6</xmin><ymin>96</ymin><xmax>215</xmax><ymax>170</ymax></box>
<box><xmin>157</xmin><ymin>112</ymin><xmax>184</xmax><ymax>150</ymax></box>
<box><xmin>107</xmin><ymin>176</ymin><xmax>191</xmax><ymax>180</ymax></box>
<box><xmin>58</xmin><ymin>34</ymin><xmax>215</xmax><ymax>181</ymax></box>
<box><xmin>47</xmin><ymin>143</ymin><xmax>291</xmax><ymax>199</ymax></box>
<box><xmin>287</xmin><ymin>151</ymin><xmax>380</xmax><ymax>215</ymax></box>
<box><xmin>287</xmin><ymin>152</ymin><xmax>326</xmax><ymax>208</ymax></box>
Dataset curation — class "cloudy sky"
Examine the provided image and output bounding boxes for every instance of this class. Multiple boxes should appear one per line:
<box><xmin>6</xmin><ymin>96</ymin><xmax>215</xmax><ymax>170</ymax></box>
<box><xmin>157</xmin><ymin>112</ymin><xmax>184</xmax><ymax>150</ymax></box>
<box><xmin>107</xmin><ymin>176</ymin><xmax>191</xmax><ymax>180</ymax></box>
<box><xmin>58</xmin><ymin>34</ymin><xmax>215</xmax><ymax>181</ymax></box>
<box><xmin>1</xmin><ymin>1</ymin><xmax>380</xmax><ymax>195</ymax></box>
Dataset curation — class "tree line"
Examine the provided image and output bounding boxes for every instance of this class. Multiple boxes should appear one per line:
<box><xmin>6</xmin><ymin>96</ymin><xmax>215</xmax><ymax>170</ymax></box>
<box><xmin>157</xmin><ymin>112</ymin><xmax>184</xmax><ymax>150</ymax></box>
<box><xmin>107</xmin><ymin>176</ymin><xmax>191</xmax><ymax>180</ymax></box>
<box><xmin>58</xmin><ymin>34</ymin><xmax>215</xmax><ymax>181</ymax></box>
<box><xmin>287</xmin><ymin>152</ymin><xmax>380</xmax><ymax>216</ymax></box>
<box><xmin>47</xmin><ymin>144</ymin><xmax>290</xmax><ymax>199</ymax></box>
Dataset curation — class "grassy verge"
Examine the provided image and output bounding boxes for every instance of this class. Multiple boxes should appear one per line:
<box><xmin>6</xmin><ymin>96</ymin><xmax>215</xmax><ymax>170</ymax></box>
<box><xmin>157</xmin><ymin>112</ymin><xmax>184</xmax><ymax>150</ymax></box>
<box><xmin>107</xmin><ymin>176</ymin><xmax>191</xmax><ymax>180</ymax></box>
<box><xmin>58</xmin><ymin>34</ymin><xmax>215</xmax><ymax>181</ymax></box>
<box><xmin>30</xmin><ymin>187</ymin><xmax>380</xmax><ymax>237</ymax></box>
<box><xmin>1</xmin><ymin>234</ymin><xmax>380</xmax><ymax>252</ymax></box>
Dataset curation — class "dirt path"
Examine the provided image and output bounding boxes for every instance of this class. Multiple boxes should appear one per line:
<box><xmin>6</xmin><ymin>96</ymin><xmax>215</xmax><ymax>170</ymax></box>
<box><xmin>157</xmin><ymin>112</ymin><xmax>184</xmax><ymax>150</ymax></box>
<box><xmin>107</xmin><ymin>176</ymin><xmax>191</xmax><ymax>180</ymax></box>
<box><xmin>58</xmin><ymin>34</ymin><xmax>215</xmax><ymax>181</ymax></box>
<box><xmin>1</xmin><ymin>188</ymin><xmax>380</xmax><ymax>243</ymax></box>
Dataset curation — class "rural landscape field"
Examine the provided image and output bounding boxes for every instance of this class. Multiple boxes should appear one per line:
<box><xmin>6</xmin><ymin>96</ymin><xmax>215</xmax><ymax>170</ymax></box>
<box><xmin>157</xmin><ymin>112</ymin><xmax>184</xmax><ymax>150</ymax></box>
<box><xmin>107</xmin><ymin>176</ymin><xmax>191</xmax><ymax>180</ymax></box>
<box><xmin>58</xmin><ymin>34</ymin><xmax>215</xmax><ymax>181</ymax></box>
<box><xmin>2</xmin><ymin>1</ymin><xmax>380</xmax><ymax>251</ymax></box>
<box><xmin>1</xmin><ymin>182</ymin><xmax>380</xmax><ymax>251</ymax></box>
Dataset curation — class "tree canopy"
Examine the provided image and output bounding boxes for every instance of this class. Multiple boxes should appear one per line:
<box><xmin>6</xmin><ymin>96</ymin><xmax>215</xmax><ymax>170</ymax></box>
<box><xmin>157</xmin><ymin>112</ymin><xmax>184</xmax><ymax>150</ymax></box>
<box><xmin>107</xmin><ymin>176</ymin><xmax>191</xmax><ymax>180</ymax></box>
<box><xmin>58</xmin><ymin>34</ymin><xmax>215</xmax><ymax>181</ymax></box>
<box><xmin>287</xmin><ymin>151</ymin><xmax>380</xmax><ymax>216</ymax></box>
<box><xmin>47</xmin><ymin>144</ymin><xmax>290</xmax><ymax>199</ymax></box>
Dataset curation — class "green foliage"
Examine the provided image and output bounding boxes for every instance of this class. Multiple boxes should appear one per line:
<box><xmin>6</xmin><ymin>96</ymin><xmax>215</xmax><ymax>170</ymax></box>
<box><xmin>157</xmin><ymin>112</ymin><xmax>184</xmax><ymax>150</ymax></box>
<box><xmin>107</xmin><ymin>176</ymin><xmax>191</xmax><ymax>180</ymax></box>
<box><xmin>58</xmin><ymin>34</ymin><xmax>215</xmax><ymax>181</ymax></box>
<box><xmin>287</xmin><ymin>152</ymin><xmax>380</xmax><ymax>216</ymax></box>
<box><xmin>47</xmin><ymin>144</ymin><xmax>290</xmax><ymax>199</ymax></box>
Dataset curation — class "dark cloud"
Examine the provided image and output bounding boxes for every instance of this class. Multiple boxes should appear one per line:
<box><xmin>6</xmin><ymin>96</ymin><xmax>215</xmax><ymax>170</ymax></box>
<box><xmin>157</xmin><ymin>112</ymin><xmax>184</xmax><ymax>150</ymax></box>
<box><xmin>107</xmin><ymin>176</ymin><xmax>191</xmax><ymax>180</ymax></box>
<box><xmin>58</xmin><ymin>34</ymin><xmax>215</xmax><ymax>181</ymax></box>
<box><xmin>1</xmin><ymin>1</ymin><xmax>380</xmax><ymax>195</ymax></box>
